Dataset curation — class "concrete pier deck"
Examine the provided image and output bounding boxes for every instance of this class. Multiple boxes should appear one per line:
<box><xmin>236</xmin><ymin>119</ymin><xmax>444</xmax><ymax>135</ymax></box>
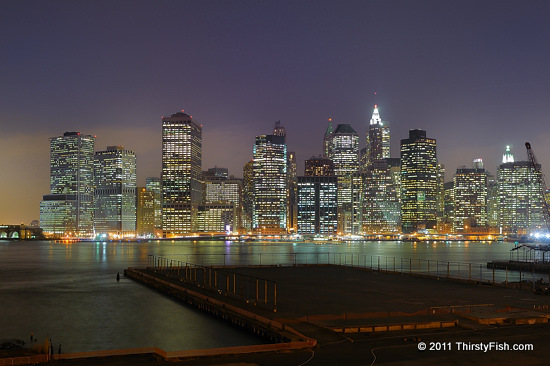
<box><xmin>36</xmin><ymin>265</ymin><xmax>550</xmax><ymax>365</ymax></box>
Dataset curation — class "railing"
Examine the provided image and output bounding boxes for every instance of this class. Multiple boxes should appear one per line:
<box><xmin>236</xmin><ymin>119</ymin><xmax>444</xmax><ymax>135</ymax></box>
<box><xmin>148</xmin><ymin>252</ymin><xmax>545</xmax><ymax>286</ymax></box>
<box><xmin>148</xmin><ymin>255</ymin><xmax>277</xmax><ymax>311</ymax></box>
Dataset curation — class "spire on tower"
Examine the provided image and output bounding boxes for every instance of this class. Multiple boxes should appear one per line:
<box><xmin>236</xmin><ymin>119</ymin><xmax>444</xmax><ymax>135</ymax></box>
<box><xmin>370</xmin><ymin>105</ymin><xmax>382</xmax><ymax>125</ymax></box>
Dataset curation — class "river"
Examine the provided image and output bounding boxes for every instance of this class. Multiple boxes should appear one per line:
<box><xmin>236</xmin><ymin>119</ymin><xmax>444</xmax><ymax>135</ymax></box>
<box><xmin>0</xmin><ymin>239</ymin><xmax>516</xmax><ymax>353</ymax></box>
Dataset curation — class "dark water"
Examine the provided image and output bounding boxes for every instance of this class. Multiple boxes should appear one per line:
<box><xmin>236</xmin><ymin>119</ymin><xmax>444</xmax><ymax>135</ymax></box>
<box><xmin>0</xmin><ymin>239</ymin><xmax>515</xmax><ymax>353</ymax></box>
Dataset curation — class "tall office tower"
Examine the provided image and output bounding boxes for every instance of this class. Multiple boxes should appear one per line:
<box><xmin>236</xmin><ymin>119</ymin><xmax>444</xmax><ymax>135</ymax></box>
<box><xmin>241</xmin><ymin>160</ymin><xmax>254</xmax><ymax>232</ymax></box>
<box><xmin>322</xmin><ymin>118</ymin><xmax>334</xmax><ymax>157</ymax></box>
<box><xmin>497</xmin><ymin>146</ymin><xmax>545</xmax><ymax>235</ymax></box>
<box><xmin>436</xmin><ymin>164</ymin><xmax>446</xmax><ymax>223</ymax></box>
<box><xmin>161</xmin><ymin>111</ymin><xmax>202</xmax><ymax>236</ymax></box>
<box><xmin>452</xmin><ymin>160</ymin><xmax>488</xmax><ymax>233</ymax></box>
<box><xmin>486</xmin><ymin>174</ymin><xmax>498</xmax><ymax>228</ymax></box>
<box><xmin>328</xmin><ymin>124</ymin><xmax>360</xmax><ymax>234</ymax></box>
<box><xmin>204</xmin><ymin>172</ymin><xmax>242</xmax><ymax>232</ymax></box>
<box><xmin>362</xmin><ymin>158</ymin><xmax>401</xmax><ymax>233</ymax></box>
<box><xmin>252</xmin><ymin>134</ymin><xmax>287</xmax><ymax>234</ymax></box>
<box><xmin>145</xmin><ymin>177</ymin><xmax>162</xmax><ymax>230</ymax></box>
<box><xmin>400</xmin><ymin>129</ymin><xmax>438</xmax><ymax>233</ymax></box>
<box><xmin>443</xmin><ymin>181</ymin><xmax>455</xmax><ymax>231</ymax></box>
<box><xmin>297</xmin><ymin>176</ymin><xmax>338</xmax><ymax>235</ymax></box>
<box><xmin>365</xmin><ymin>105</ymin><xmax>390</xmax><ymax>167</ymax></box>
<box><xmin>94</xmin><ymin>146</ymin><xmax>137</xmax><ymax>237</ymax></box>
<box><xmin>136</xmin><ymin>187</ymin><xmax>155</xmax><ymax>237</ymax></box>
<box><xmin>305</xmin><ymin>156</ymin><xmax>334</xmax><ymax>176</ymax></box>
<box><xmin>40</xmin><ymin>132</ymin><xmax>95</xmax><ymax>237</ymax></box>
<box><xmin>287</xmin><ymin>151</ymin><xmax>298</xmax><ymax>233</ymax></box>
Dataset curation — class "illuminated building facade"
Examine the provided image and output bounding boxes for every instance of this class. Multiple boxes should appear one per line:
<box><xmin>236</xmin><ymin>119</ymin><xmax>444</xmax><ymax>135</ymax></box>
<box><xmin>297</xmin><ymin>176</ymin><xmax>338</xmax><ymax>235</ymax></box>
<box><xmin>145</xmin><ymin>177</ymin><xmax>162</xmax><ymax>230</ymax></box>
<box><xmin>197</xmin><ymin>203</ymin><xmax>236</xmax><ymax>233</ymax></box>
<box><xmin>204</xmin><ymin>175</ymin><xmax>242</xmax><ymax>232</ymax></box>
<box><xmin>287</xmin><ymin>151</ymin><xmax>298</xmax><ymax>233</ymax></box>
<box><xmin>452</xmin><ymin>160</ymin><xmax>488</xmax><ymax>233</ymax></box>
<box><xmin>161</xmin><ymin>112</ymin><xmax>202</xmax><ymax>236</ymax></box>
<box><xmin>242</xmin><ymin>160</ymin><xmax>254</xmax><ymax>231</ymax></box>
<box><xmin>40</xmin><ymin>132</ymin><xmax>95</xmax><ymax>236</ymax></box>
<box><xmin>305</xmin><ymin>156</ymin><xmax>334</xmax><ymax>176</ymax></box>
<box><xmin>94</xmin><ymin>146</ymin><xmax>136</xmax><ymax>237</ymax></box>
<box><xmin>322</xmin><ymin>119</ymin><xmax>334</xmax><ymax>157</ymax></box>
<box><xmin>497</xmin><ymin>146</ymin><xmax>545</xmax><ymax>235</ymax></box>
<box><xmin>252</xmin><ymin>134</ymin><xmax>287</xmax><ymax>234</ymax></box>
<box><xmin>400</xmin><ymin>129</ymin><xmax>438</xmax><ymax>233</ymax></box>
<box><xmin>328</xmin><ymin>124</ymin><xmax>360</xmax><ymax>234</ymax></box>
<box><xmin>362</xmin><ymin>158</ymin><xmax>401</xmax><ymax>233</ymax></box>
<box><xmin>365</xmin><ymin>105</ymin><xmax>390</xmax><ymax>167</ymax></box>
<box><xmin>136</xmin><ymin>187</ymin><xmax>155</xmax><ymax>237</ymax></box>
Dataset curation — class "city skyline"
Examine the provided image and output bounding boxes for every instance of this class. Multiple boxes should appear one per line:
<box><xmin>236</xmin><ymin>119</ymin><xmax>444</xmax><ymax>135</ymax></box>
<box><xmin>2</xmin><ymin>0</ymin><xmax>550</xmax><ymax>224</ymax></box>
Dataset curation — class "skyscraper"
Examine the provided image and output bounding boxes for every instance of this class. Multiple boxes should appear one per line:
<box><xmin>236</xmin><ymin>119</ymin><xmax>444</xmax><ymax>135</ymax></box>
<box><xmin>365</xmin><ymin>105</ymin><xmax>390</xmax><ymax>167</ymax></box>
<box><xmin>328</xmin><ymin>124</ymin><xmax>359</xmax><ymax>234</ymax></box>
<box><xmin>161</xmin><ymin>111</ymin><xmax>202</xmax><ymax>236</ymax></box>
<box><xmin>400</xmin><ymin>129</ymin><xmax>438</xmax><ymax>233</ymax></box>
<box><xmin>362</xmin><ymin>158</ymin><xmax>401</xmax><ymax>233</ymax></box>
<box><xmin>136</xmin><ymin>187</ymin><xmax>155</xmax><ymax>237</ymax></box>
<box><xmin>145</xmin><ymin>177</ymin><xmax>162</xmax><ymax>231</ymax></box>
<box><xmin>252</xmin><ymin>134</ymin><xmax>287</xmax><ymax>234</ymax></box>
<box><xmin>40</xmin><ymin>132</ymin><xmax>95</xmax><ymax>237</ymax></box>
<box><xmin>94</xmin><ymin>145</ymin><xmax>137</xmax><ymax>238</ymax></box>
<box><xmin>322</xmin><ymin>118</ymin><xmax>334</xmax><ymax>157</ymax></box>
<box><xmin>497</xmin><ymin>146</ymin><xmax>545</xmax><ymax>235</ymax></box>
<box><xmin>242</xmin><ymin>160</ymin><xmax>254</xmax><ymax>232</ymax></box>
<box><xmin>452</xmin><ymin>160</ymin><xmax>488</xmax><ymax>233</ymax></box>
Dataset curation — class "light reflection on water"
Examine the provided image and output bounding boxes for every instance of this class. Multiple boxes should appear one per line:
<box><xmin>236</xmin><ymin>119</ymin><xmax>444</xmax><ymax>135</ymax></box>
<box><xmin>0</xmin><ymin>239</ymin><xmax>515</xmax><ymax>353</ymax></box>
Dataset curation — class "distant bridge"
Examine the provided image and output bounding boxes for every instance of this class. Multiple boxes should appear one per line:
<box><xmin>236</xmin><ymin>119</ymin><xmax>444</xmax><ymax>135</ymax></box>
<box><xmin>0</xmin><ymin>225</ymin><xmax>42</xmax><ymax>239</ymax></box>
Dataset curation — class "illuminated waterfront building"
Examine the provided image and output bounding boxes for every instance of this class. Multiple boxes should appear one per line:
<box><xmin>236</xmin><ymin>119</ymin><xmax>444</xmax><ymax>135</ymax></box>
<box><xmin>297</xmin><ymin>176</ymin><xmax>338</xmax><ymax>235</ymax></box>
<box><xmin>497</xmin><ymin>146</ymin><xmax>545</xmax><ymax>235</ymax></box>
<box><xmin>136</xmin><ymin>187</ymin><xmax>155</xmax><ymax>237</ymax></box>
<box><xmin>327</xmin><ymin>124</ymin><xmax>360</xmax><ymax>234</ymax></box>
<box><xmin>364</xmin><ymin>105</ymin><xmax>390</xmax><ymax>167</ymax></box>
<box><xmin>252</xmin><ymin>134</ymin><xmax>287</xmax><ymax>234</ymax></box>
<box><xmin>452</xmin><ymin>160</ymin><xmax>488</xmax><ymax>233</ymax></box>
<box><xmin>400</xmin><ymin>129</ymin><xmax>438</xmax><ymax>233</ymax></box>
<box><xmin>287</xmin><ymin>151</ymin><xmax>298</xmax><ymax>233</ymax></box>
<box><xmin>161</xmin><ymin>112</ymin><xmax>202</xmax><ymax>236</ymax></box>
<box><xmin>145</xmin><ymin>177</ymin><xmax>162</xmax><ymax>230</ymax></box>
<box><xmin>197</xmin><ymin>203</ymin><xmax>236</xmax><ymax>233</ymax></box>
<box><xmin>362</xmin><ymin>158</ymin><xmax>401</xmax><ymax>233</ymax></box>
<box><xmin>94</xmin><ymin>146</ymin><xmax>137</xmax><ymax>237</ymax></box>
<box><xmin>242</xmin><ymin>160</ymin><xmax>254</xmax><ymax>232</ymax></box>
<box><xmin>204</xmin><ymin>172</ymin><xmax>242</xmax><ymax>232</ymax></box>
<box><xmin>40</xmin><ymin>132</ymin><xmax>95</xmax><ymax>236</ymax></box>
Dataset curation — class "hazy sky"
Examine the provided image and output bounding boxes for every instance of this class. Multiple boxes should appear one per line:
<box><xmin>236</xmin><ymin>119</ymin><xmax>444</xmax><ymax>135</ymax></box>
<box><xmin>1</xmin><ymin>0</ymin><xmax>550</xmax><ymax>224</ymax></box>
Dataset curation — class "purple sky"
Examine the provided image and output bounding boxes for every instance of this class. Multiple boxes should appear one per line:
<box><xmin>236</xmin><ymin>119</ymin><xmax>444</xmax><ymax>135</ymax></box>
<box><xmin>1</xmin><ymin>0</ymin><xmax>550</xmax><ymax>224</ymax></box>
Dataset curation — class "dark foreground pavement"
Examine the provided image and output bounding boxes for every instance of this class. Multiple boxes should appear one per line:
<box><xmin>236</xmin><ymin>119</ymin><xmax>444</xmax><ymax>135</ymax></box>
<box><xmin>39</xmin><ymin>266</ymin><xmax>550</xmax><ymax>365</ymax></box>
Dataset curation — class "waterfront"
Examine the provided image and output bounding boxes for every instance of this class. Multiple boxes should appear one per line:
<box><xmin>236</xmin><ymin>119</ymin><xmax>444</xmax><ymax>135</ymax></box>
<box><xmin>0</xmin><ymin>239</ymin><xmax>517</xmax><ymax>353</ymax></box>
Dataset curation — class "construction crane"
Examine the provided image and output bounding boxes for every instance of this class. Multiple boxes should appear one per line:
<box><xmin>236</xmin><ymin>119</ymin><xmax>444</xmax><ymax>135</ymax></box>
<box><xmin>525</xmin><ymin>142</ymin><xmax>550</xmax><ymax>233</ymax></box>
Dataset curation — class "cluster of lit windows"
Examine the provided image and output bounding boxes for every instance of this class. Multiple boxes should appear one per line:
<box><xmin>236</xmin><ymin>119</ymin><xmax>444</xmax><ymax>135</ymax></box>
<box><xmin>252</xmin><ymin>135</ymin><xmax>287</xmax><ymax>231</ymax></box>
<box><xmin>94</xmin><ymin>147</ymin><xmax>137</xmax><ymax>236</ymax></box>
<box><xmin>400</xmin><ymin>130</ymin><xmax>438</xmax><ymax>233</ymax></box>
<box><xmin>363</xmin><ymin>161</ymin><xmax>400</xmax><ymax>233</ymax></box>
<box><xmin>452</xmin><ymin>168</ymin><xmax>487</xmax><ymax>232</ymax></box>
<box><xmin>161</xmin><ymin>113</ymin><xmax>202</xmax><ymax>234</ymax></box>
<box><xmin>297</xmin><ymin>177</ymin><xmax>337</xmax><ymax>234</ymax></box>
<box><xmin>497</xmin><ymin>161</ymin><xmax>544</xmax><ymax>234</ymax></box>
<box><xmin>41</xmin><ymin>132</ymin><xmax>95</xmax><ymax>236</ymax></box>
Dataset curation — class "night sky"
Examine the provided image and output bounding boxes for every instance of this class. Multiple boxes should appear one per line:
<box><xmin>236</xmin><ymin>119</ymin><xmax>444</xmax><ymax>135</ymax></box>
<box><xmin>1</xmin><ymin>0</ymin><xmax>550</xmax><ymax>224</ymax></box>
